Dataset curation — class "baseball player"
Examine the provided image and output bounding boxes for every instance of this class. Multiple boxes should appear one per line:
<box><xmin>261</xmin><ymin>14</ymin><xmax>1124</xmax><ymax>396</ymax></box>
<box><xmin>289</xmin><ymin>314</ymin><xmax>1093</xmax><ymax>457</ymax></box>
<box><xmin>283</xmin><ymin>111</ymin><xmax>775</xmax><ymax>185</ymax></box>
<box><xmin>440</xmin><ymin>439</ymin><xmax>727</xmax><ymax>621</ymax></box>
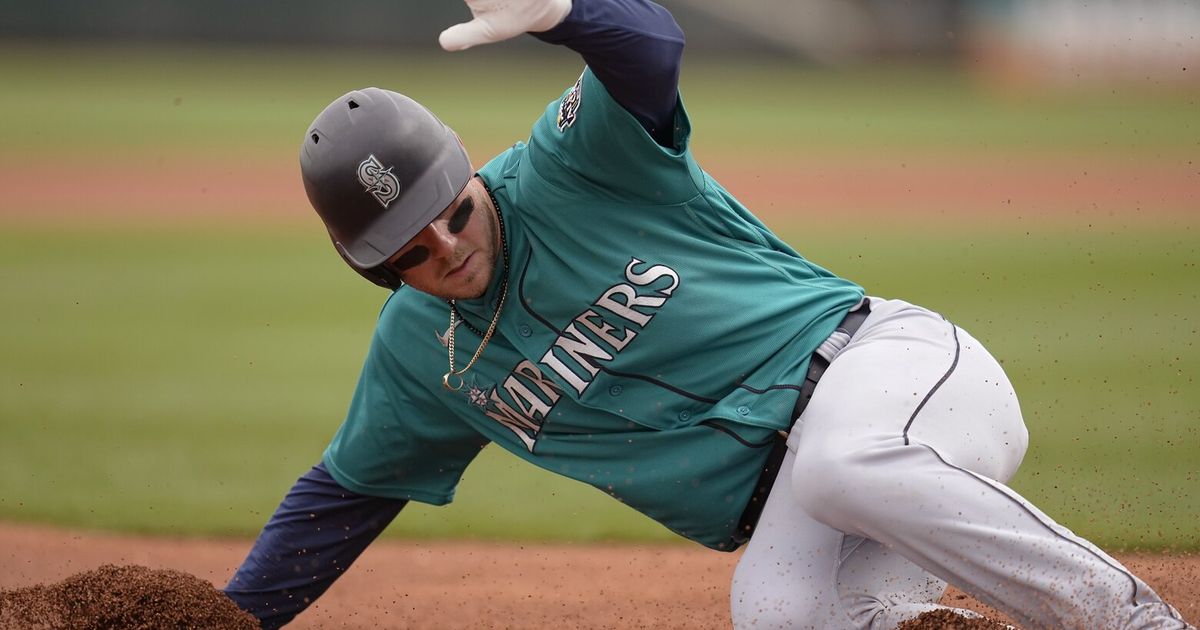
<box><xmin>223</xmin><ymin>1</ymin><xmax>1195</xmax><ymax>628</ymax></box>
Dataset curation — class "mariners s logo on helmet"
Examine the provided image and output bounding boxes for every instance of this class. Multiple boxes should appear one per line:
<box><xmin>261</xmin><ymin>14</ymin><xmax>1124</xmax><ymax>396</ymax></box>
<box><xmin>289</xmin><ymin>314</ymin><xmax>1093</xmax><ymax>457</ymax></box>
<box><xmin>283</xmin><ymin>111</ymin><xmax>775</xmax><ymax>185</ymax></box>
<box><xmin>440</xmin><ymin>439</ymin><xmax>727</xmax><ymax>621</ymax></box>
<box><xmin>357</xmin><ymin>154</ymin><xmax>401</xmax><ymax>208</ymax></box>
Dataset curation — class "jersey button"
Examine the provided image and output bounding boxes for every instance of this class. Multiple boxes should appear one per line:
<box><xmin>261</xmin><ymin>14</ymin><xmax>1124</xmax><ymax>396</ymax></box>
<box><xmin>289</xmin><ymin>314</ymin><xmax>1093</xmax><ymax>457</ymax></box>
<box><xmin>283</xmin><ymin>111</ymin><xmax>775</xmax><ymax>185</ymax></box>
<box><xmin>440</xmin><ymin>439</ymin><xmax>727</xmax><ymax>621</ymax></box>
<box><xmin>518</xmin><ymin>324</ymin><xmax>532</xmax><ymax>337</ymax></box>
<box><xmin>677</xmin><ymin>409</ymin><xmax>692</xmax><ymax>421</ymax></box>
<box><xmin>608</xmin><ymin>385</ymin><xmax>623</xmax><ymax>396</ymax></box>
<box><xmin>736</xmin><ymin>405</ymin><xmax>751</xmax><ymax>416</ymax></box>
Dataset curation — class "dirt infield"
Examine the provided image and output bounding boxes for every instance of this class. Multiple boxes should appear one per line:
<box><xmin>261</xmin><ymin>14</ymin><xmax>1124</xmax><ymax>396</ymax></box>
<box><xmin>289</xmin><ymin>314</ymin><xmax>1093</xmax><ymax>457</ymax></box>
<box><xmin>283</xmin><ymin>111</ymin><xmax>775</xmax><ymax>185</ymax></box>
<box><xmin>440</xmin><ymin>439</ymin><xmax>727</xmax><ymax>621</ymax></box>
<box><xmin>1</xmin><ymin>521</ymin><xmax>1196</xmax><ymax>628</ymax></box>
<box><xmin>1</xmin><ymin>153</ymin><xmax>1196</xmax><ymax>226</ymax></box>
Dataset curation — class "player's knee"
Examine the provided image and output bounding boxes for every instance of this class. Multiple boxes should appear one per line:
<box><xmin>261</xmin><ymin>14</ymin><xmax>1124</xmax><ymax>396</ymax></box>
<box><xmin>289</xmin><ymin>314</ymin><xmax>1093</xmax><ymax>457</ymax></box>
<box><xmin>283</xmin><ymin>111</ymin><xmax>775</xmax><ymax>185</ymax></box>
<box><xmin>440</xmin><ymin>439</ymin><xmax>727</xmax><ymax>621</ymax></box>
<box><xmin>730</xmin><ymin>577</ymin><xmax>844</xmax><ymax>630</ymax></box>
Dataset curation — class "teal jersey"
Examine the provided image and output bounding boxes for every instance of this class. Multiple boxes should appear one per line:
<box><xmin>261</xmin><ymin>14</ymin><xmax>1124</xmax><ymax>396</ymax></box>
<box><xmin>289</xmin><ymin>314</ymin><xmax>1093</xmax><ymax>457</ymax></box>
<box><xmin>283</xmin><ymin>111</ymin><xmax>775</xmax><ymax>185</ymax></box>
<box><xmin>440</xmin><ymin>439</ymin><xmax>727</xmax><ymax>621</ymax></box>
<box><xmin>324</xmin><ymin>68</ymin><xmax>864</xmax><ymax>550</ymax></box>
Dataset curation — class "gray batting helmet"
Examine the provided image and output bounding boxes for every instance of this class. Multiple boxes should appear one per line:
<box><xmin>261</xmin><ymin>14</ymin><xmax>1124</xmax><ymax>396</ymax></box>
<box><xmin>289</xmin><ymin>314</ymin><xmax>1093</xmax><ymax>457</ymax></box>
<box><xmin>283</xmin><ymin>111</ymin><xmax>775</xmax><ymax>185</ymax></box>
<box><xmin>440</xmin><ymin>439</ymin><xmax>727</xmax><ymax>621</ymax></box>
<box><xmin>300</xmin><ymin>87</ymin><xmax>473</xmax><ymax>289</ymax></box>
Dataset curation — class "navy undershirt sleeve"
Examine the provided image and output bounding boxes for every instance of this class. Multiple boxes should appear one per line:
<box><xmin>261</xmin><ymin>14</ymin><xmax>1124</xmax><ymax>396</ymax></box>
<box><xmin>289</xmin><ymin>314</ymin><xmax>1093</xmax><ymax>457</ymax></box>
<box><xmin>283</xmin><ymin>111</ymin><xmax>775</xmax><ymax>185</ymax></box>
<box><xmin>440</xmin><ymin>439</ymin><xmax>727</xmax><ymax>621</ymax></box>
<box><xmin>224</xmin><ymin>462</ymin><xmax>406</xmax><ymax>629</ymax></box>
<box><xmin>534</xmin><ymin>0</ymin><xmax>684</xmax><ymax>147</ymax></box>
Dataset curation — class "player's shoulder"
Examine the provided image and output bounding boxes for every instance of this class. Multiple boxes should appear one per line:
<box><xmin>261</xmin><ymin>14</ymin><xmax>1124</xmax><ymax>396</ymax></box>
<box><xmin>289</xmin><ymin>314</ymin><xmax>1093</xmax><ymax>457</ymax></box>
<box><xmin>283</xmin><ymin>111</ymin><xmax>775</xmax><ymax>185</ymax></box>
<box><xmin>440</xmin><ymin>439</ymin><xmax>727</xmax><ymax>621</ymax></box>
<box><xmin>535</xmin><ymin>67</ymin><xmax>624</xmax><ymax>139</ymax></box>
<box><xmin>524</xmin><ymin>66</ymin><xmax>701</xmax><ymax>204</ymax></box>
<box><xmin>376</xmin><ymin>287</ymin><xmax>443</xmax><ymax>335</ymax></box>
<box><xmin>365</xmin><ymin>288</ymin><xmax>450</xmax><ymax>379</ymax></box>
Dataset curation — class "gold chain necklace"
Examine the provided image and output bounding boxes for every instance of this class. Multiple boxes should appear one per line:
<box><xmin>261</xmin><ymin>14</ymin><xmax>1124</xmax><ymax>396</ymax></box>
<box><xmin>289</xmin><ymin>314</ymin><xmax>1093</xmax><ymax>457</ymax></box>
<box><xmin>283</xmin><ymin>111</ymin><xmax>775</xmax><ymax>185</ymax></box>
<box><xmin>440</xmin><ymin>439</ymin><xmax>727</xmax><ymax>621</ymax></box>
<box><xmin>442</xmin><ymin>191</ymin><xmax>509</xmax><ymax>392</ymax></box>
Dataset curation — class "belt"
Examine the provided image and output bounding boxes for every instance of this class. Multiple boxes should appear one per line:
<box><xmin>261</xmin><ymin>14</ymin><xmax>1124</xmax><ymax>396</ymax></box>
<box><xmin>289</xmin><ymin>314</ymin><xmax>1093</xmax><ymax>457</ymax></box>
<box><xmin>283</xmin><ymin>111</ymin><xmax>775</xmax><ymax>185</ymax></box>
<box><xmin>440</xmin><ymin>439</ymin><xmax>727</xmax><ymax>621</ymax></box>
<box><xmin>730</xmin><ymin>300</ymin><xmax>871</xmax><ymax>546</ymax></box>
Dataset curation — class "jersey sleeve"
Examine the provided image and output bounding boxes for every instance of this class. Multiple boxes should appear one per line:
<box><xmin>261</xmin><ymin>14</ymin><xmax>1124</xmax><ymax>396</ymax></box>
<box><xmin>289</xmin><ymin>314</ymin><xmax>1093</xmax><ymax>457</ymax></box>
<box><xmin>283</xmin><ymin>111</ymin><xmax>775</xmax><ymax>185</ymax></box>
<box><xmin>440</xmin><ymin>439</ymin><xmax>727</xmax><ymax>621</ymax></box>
<box><xmin>322</xmin><ymin>325</ymin><xmax>490</xmax><ymax>503</ymax></box>
<box><xmin>532</xmin><ymin>0</ymin><xmax>684</xmax><ymax>146</ymax></box>
<box><xmin>524</xmin><ymin>66</ymin><xmax>704</xmax><ymax>206</ymax></box>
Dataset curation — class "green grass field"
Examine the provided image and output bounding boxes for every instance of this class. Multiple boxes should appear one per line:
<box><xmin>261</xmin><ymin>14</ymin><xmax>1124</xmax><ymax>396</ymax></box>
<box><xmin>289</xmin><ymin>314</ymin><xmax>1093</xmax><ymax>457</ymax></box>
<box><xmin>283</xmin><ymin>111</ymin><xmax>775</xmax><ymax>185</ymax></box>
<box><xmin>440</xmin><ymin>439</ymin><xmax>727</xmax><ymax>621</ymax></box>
<box><xmin>1</xmin><ymin>44</ymin><xmax>1197</xmax><ymax>550</ymax></box>
<box><xmin>2</xmin><ymin>44</ymin><xmax>1197</xmax><ymax>159</ymax></box>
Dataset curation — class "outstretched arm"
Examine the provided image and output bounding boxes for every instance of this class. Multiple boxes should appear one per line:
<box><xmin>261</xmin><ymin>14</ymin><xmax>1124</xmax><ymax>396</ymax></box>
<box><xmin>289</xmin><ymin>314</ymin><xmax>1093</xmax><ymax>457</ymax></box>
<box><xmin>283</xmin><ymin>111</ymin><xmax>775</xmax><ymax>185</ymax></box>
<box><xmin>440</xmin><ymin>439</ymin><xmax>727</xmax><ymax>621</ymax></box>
<box><xmin>224</xmin><ymin>463</ymin><xmax>406</xmax><ymax>629</ymax></box>
<box><xmin>440</xmin><ymin>0</ymin><xmax>684</xmax><ymax>146</ymax></box>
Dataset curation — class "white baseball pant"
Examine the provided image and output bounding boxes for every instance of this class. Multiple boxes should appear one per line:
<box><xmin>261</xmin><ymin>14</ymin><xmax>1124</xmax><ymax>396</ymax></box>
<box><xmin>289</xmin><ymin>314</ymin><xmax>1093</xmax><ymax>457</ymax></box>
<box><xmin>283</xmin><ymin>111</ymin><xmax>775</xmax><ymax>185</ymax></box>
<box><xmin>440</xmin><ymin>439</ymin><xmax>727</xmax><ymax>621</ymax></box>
<box><xmin>730</xmin><ymin>297</ymin><xmax>1191</xmax><ymax>630</ymax></box>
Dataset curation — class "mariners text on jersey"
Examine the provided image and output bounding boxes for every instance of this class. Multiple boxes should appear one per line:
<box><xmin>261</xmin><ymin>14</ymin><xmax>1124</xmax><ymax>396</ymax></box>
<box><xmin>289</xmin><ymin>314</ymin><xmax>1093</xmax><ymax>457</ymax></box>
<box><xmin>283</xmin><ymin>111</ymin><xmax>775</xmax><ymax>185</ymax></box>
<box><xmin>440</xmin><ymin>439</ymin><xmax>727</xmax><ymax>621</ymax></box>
<box><xmin>482</xmin><ymin>257</ymin><xmax>680</xmax><ymax>450</ymax></box>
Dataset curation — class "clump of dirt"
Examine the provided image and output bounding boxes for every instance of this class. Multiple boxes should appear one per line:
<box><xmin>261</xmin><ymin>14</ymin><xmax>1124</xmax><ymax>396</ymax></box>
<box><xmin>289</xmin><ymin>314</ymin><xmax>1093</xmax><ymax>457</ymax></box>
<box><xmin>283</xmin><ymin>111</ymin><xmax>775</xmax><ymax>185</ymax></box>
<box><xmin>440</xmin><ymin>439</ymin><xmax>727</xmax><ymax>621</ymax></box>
<box><xmin>897</xmin><ymin>608</ymin><xmax>1016</xmax><ymax>630</ymax></box>
<box><xmin>0</xmin><ymin>564</ymin><xmax>258</xmax><ymax>630</ymax></box>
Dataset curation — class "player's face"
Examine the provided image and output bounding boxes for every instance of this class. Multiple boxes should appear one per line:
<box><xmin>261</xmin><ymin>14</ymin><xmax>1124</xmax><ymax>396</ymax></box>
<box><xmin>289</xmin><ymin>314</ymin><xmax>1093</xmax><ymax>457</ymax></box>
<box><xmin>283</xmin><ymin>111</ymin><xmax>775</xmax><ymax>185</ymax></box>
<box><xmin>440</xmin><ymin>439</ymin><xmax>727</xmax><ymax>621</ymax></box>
<box><xmin>384</xmin><ymin>178</ymin><xmax>498</xmax><ymax>300</ymax></box>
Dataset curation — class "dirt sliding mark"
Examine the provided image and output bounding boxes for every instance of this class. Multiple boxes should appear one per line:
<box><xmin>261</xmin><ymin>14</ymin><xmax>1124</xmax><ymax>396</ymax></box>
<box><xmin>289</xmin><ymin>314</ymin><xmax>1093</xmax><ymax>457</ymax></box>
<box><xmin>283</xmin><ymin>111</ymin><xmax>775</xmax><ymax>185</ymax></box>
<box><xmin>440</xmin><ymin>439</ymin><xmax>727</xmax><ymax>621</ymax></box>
<box><xmin>0</xmin><ymin>153</ymin><xmax>1196</xmax><ymax>224</ymax></box>
<box><xmin>897</xmin><ymin>609</ymin><xmax>1016</xmax><ymax>630</ymax></box>
<box><xmin>1</xmin><ymin>522</ymin><xmax>1196</xmax><ymax>629</ymax></box>
<box><xmin>0</xmin><ymin>564</ymin><xmax>258</xmax><ymax>630</ymax></box>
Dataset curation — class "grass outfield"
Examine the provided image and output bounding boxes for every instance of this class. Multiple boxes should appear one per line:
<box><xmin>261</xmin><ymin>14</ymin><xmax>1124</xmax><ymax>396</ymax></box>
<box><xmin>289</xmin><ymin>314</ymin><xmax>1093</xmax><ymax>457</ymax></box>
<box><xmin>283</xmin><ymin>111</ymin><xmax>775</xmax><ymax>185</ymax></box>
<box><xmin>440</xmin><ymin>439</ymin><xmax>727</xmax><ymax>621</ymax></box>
<box><xmin>0</xmin><ymin>44</ymin><xmax>1197</xmax><ymax>550</ymax></box>
<box><xmin>1</xmin><ymin>44</ymin><xmax>1197</xmax><ymax>160</ymax></box>
<box><xmin>1</xmin><ymin>221</ymin><xmax>1196</xmax><ymax>549</ymax></box>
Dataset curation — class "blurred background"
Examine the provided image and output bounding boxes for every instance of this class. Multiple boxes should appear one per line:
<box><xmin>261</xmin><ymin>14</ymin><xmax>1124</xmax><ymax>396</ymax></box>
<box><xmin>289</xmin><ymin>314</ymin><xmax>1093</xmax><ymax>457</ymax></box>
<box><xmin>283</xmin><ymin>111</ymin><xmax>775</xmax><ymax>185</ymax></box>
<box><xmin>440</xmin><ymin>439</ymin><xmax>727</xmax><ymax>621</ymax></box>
<box><xmin>0</xmin><ymin>1</ymin><xmax>1197</xmax><ymax>551</ymax></box>
<box><xmin>5</xmin><ymin>0</ymin><xmax>1200</xmax><ymax>80</ymax></box>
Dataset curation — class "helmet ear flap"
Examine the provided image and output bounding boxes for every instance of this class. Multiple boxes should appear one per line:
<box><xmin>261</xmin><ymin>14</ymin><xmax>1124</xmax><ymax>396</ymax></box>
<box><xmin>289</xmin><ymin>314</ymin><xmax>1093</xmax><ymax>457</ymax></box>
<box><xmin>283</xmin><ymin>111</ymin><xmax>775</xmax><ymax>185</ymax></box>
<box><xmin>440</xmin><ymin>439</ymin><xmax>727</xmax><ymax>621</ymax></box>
<box><xmin>362</xmin><ymin>265</ymin><xmax>404</xmax><ymax>290</ymax></box>
<box><xmin>333</xmin><ymin>241</ymin><xmax>403</xmax><ymax>290</ymax></box>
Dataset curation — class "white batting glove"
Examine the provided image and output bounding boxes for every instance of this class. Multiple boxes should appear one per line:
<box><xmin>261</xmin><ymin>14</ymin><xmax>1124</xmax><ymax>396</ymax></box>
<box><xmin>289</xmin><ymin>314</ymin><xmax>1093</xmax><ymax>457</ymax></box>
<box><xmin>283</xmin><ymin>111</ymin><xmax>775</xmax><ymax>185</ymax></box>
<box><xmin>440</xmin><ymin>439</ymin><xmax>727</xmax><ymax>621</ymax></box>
<box><xmin>439</xmin><ymin>0</ymin><xmax>572</xmax><ymax>51</ymax></box>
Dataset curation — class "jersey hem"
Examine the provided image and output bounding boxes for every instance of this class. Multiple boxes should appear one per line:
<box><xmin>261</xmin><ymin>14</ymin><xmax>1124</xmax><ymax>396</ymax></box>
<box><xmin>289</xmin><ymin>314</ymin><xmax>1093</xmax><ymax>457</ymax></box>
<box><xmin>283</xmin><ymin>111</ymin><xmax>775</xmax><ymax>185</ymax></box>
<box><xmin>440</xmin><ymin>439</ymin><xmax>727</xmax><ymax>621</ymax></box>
<box><xmin>322</xmin><ymin>453</ymin><xmax>455</xmax><ymax>506</ymax></box>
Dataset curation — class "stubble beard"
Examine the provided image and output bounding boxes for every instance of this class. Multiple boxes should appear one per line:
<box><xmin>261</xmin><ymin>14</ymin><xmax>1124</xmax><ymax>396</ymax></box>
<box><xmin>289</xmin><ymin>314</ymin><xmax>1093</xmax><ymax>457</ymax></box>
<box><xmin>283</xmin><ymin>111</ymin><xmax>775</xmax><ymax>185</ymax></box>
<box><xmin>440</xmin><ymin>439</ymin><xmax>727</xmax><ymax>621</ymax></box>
<box><xmin>443</xmin><ymin>191</ymin><xmax>500</xmax><ymax>301</ymax></box>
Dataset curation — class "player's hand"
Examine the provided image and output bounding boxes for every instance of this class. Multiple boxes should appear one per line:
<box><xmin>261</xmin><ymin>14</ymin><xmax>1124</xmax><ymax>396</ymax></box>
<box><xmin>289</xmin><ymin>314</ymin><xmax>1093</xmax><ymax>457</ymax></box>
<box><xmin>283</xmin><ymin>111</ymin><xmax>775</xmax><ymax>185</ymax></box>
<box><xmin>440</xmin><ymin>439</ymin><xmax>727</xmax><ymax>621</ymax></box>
<box><xmin>439</xmin><ymin>0</ymin><xmax>572</xmax><ymax>52</ymax></box>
